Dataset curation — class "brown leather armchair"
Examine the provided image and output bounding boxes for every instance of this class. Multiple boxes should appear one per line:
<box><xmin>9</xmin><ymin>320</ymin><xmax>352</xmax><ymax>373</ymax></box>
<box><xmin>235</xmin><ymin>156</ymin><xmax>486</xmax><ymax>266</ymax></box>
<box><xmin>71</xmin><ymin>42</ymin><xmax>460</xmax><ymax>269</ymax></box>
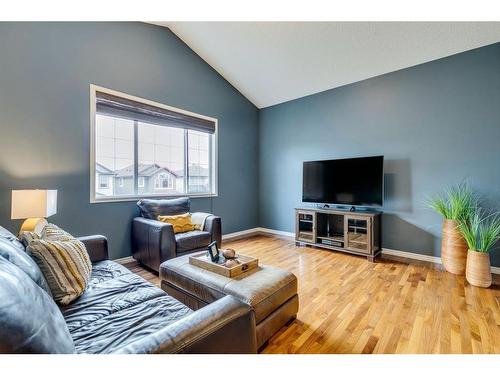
<box><xmin>132</xmin><ymin>197</ymin><xmax>222</xmax><ymax>271</ymax></box>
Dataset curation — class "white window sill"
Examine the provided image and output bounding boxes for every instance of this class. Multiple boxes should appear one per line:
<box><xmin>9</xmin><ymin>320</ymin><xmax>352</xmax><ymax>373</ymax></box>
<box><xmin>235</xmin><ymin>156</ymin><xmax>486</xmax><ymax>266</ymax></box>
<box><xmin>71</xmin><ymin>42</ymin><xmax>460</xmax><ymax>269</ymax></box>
<box><xmin>90</xmin><ymin>192</ymin><xmax>218</xmax><ymax>203</ymax></box>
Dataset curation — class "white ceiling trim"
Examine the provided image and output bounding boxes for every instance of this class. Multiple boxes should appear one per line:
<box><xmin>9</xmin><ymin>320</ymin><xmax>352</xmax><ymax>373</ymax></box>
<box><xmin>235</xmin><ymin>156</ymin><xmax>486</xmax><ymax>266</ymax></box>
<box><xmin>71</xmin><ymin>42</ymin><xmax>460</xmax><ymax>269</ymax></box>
<box><xmin>153</xmin><ymin>22</ymin><xmax>500</xmax><ymax>108</ymax></box>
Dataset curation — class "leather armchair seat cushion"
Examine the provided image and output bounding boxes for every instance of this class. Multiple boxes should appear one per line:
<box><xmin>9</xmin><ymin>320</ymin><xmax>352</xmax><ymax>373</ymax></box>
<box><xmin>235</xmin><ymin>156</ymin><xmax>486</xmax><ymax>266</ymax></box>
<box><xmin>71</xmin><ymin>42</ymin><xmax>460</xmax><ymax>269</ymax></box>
<box><xmin>62</xmin><ymin>261</ymin><xmax>192</xmax><ymax>354</ymax></box>
<box><xmin>0</xmin><ymin>227</ymin><xmax>52</xmax><ymax>295</ymax></box>
<box><xmin>0</xmin><ymin>257</ymin><xmax>75</xmax><ymax>353</ymax></box>
<box><xmin>175</xmin><ymin>231</ymin><xmax>212</xmax><ymax>254</ymax></box>
<box><xmin>137</xmin><ymin>197</ymin><xmax>190</xmax><ymax>220</ymax></box>
<box><xmin>160</xmin><ymin>253</ymin><xmax>298</xmax><ymax>324</ymax></box>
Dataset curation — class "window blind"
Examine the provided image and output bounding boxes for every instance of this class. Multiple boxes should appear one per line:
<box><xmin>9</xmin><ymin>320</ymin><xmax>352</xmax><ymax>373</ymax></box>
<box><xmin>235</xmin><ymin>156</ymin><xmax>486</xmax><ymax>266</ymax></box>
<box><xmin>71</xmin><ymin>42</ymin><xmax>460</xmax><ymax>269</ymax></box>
<box><xmin>95</xmin><ymin>91</ymin><xmax>216</xmax><ymax>134</ymax></box>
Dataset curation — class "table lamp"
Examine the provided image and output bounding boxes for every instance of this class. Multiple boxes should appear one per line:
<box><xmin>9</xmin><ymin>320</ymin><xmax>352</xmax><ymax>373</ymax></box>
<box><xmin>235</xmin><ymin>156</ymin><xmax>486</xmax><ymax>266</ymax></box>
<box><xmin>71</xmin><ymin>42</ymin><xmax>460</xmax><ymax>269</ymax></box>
<box><xmin>11</xmin><ymin>190</ymin><xmax>57</xmax><ymax>234</ymax></box>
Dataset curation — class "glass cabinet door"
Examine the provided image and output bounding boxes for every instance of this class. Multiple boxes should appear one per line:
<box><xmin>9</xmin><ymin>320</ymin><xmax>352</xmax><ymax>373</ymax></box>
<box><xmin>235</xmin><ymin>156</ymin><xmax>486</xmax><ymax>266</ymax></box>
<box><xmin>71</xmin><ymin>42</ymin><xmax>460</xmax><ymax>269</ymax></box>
<box><xmin>344</xmin><ymin>215</ymin><xmax>371</xmax><ymax>253</ymax></box>
<box><xmin>296</xmin><ymin>211</ymin><xmax>315</xmax><ymax>243</ymax></box>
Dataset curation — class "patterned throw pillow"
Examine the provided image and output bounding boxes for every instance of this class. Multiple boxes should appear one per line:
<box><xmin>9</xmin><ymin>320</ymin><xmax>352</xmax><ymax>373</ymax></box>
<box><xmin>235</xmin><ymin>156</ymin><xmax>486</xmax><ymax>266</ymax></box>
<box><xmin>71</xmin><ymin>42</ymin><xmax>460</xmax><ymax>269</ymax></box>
<box><xmin>157</xmin><ymin>213</ymin><xmax>196</xmax><ymax>234</ymax></box>
<box><xmin>41</xmin><ymin>223</ymin><xmax>74</xmax><ymax>241</ymax></box>
<box><xmin>27</xmin><ymin>238</ymin><xmax>92</xmax><ymax>305</ymax></box>
<box><xmin>20</xmin><ymin>231</ymin><xmax>41</xmax><ymax>247</ymax></box>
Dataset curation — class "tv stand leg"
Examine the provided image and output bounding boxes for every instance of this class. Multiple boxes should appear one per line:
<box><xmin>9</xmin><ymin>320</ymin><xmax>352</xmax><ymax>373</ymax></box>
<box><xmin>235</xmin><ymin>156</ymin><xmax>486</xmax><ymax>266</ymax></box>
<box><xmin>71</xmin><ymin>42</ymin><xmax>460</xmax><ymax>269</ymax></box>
<box><xmin>368</xmin><ymin>251</ymin><xmax>381</xmax><ymax>263</ymax></box>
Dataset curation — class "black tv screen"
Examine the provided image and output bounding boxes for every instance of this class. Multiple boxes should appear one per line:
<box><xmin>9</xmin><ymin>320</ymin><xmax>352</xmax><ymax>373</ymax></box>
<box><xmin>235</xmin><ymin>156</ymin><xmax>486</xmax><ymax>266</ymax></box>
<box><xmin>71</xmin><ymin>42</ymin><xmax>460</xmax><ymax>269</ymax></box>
<box><xmin>302</xmin><ymin>156</ymin><xmax>384</xmax><ymax>207</ymax></box>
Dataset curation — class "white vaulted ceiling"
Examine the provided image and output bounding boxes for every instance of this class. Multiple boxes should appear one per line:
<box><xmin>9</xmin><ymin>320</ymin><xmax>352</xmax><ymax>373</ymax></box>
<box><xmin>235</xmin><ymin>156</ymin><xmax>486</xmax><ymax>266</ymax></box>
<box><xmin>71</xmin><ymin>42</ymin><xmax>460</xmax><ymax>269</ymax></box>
<box><xmin>153</xmin><ymin>22</ymin><xmax>500</xmax><ymax>108</ymax></box>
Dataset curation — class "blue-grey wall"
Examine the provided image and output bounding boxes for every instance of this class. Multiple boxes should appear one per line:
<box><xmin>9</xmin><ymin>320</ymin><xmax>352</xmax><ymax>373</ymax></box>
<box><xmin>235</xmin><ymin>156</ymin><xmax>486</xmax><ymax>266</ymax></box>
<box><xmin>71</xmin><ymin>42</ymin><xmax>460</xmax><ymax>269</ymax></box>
<box><xmin>0</xmin><ymin>22</ymin><xmax>259</xmax><ymax>259</ymax></box>
<box><xmin>1</xmin><ymin>23</ymin><xmax>499</xmax><ymax>265</ymax></box>
<box><xmin>259</xmin><ymin>43</ymin><xmax>500</xmax><ymax>266</ymax></box>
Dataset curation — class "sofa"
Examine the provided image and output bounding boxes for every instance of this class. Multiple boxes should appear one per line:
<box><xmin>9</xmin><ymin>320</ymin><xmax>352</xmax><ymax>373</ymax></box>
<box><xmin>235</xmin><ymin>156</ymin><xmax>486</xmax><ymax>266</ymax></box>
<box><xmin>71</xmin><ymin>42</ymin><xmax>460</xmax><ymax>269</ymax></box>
<box><xmin>132</xmin><ymin>197</ymin><xmax>222</xmax><ymax>271</ymax></box>
<box><xmin>0</xmin><ymin>225</ymin><xmax>256</xmax><ymax>354</ymax></box>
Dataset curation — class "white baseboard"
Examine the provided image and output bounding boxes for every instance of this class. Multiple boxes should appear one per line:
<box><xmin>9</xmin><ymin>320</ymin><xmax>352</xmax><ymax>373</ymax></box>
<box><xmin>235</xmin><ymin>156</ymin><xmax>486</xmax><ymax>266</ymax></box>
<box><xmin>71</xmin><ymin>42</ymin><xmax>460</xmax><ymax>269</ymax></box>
<box><xmin>383</xmin><ymin>247</ymin><xmax>500</xmax><ymax>275</ymax></box>
<box><xmin>221</xmin><ymin>228</ymin><xmax>262</xmax><ymax>241</ymax></box>
<box><xmin>115</xmin><ymin>255</ymin><xmax>134</xmax><ymax>263</ymax></box>
<box><xmin>382</xmin><ymin>248</ymin><xmax>442</xmax><ymax>264</ymax></box>
<box><xmin>489</xmin><ymin>266</ymin><xmax>499</xmax><ymax>275</ymax></box>
<box><xmin>222</xmin><ymin>227</ymin><xmax>500</xmax><ymax>275</ymax></box>
<box><xmin>222</xmin><ymin>227</ymin><xmax>294</xmax><ymax>241</ymax></box>
<box><xmin>255</xmin><ymin>227</ymin><xmax>296</xmax><ymax>238</ymax></box>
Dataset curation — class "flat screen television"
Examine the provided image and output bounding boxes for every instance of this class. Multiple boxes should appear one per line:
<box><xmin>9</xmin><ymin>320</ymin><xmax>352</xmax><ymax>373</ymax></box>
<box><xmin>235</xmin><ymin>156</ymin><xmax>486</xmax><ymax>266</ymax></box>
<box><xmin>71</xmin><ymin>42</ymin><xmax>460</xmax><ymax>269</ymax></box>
<box><xmin>302</xmin><ymin>156</ymin><xmax>384</xmax><ymax>207</ymax></box>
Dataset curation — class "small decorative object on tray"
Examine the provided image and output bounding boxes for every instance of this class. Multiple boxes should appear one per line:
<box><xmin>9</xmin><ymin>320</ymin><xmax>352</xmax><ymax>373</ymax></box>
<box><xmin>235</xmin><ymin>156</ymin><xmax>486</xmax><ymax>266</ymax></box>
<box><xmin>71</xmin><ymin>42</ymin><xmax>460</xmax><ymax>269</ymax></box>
<box><xmin>222</xmin><ymin>248</ymin><xmax>236</xmax><ymax>259</ymax></box>
<box><xmin>190</xmin><ymin>246</ymin><xmax>258</xmax><ymax>278</ymax></box>
<box><xmin>224</xmin><ymin>259</ymin><xmax>238</xmax><ymax>268</ymax></box>
<box><xmin>207</xmin><ymin>241</ymin><xmax>220</xmax><ymax>262</ymax></box>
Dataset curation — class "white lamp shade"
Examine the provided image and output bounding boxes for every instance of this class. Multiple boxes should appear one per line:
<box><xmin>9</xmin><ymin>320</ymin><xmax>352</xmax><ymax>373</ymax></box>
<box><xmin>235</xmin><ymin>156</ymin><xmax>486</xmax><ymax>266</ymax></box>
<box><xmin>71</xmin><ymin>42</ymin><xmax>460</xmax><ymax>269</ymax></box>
<box><xmin>11</xmin><ymin>190</ymin><xmax>57</xmax><ymax>219</ymax></box>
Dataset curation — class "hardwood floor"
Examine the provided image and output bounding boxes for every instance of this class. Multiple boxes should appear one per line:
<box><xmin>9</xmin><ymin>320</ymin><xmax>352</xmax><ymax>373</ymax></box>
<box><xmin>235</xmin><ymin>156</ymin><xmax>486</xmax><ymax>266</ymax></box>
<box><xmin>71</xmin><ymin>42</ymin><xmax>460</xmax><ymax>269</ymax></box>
<box><xmin>118</xmin><ymin>235</ymin><xmax>500</xmax><ymax>354</ymax></box>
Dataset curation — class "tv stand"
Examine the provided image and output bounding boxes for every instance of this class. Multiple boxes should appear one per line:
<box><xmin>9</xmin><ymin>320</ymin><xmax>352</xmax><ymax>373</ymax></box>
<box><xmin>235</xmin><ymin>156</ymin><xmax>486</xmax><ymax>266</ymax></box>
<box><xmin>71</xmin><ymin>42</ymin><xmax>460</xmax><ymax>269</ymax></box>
<box><xmin>295</xmin><ymin>207</ymin><xmax>382</xmax><ymax>262</ymax></box>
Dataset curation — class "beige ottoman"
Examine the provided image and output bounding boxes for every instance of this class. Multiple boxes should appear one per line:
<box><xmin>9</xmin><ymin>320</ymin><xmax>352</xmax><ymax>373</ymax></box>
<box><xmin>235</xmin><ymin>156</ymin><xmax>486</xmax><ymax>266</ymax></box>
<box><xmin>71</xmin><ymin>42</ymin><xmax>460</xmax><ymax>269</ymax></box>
<box><xmin>160</xmin><ymin>252</ymin><xmax>298</xmax><ymax>349</ymax></box>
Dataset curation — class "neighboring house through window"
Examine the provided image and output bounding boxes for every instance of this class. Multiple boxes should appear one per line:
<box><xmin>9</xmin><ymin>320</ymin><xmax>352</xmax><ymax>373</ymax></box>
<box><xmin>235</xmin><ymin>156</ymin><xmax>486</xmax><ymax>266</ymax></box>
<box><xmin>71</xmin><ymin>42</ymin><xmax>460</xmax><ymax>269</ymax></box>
<box><xmin>91</xmin><ymin>85</ymin><xmax>217</xmax><ymax>202</ymax></box>
<box><xmin>155</xmin><ymin>172</ymin><xmax>173</xmax><ymax>189</ymax></box>
<box><xmin>99</xmin><ymin>174</ymin><xmax>109</xmax><ymax>189</ymax></box>
<box><xmin>95</xmin><ymin>163</ymin><xmax>115</xmax><ymax>196</ymax></box>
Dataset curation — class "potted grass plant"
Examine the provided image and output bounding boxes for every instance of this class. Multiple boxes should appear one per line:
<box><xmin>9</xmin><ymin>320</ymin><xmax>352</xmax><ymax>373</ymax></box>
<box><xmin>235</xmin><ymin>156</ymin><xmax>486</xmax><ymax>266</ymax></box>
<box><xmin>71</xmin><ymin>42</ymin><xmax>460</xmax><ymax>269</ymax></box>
<box><xmin>426</xmin><ymin>184</ymin><xmax>476</xmax><ymax>275</ymax></box>
<box><xmin>458</xmin><ymin>210</ymin><xmax>500</xmax><ymax>288</ymax></box>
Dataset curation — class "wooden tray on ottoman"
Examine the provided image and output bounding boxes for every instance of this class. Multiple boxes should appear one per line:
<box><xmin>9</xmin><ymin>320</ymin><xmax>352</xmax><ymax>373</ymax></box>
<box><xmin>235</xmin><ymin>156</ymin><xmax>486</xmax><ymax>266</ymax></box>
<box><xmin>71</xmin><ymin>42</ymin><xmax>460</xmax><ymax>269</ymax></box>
<box><xmin>189</xmin><ymin>252</ymin><xmax>258</xmax><ymax>278</ymax></box>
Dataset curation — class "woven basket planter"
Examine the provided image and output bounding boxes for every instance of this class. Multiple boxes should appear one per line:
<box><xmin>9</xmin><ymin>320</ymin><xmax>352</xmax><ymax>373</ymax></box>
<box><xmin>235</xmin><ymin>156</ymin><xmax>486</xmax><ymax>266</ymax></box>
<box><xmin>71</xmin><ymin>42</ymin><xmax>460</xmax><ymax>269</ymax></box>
<box><xmin>466</xmin><ymin>250</ymin><xmax>492</xmax><ymax>288</ymax></box>
<box><xmin>441</xmin><ymin>219</ymin><xmax>468</xmax><ymax>275</ymax></box>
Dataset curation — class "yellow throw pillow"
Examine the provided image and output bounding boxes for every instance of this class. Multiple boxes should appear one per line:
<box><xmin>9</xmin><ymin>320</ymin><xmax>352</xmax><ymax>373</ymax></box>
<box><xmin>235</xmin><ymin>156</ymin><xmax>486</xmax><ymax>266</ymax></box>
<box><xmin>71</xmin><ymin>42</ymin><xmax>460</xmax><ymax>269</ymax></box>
<box><xmin>27</xmin><ymin>238</ymin><xmax>92</xmax><ymax>305</ymax></box>
<box><xmin>157</xmin><ymin>213</ymin><xmax>196</xmax><ymax>234</ymax></box>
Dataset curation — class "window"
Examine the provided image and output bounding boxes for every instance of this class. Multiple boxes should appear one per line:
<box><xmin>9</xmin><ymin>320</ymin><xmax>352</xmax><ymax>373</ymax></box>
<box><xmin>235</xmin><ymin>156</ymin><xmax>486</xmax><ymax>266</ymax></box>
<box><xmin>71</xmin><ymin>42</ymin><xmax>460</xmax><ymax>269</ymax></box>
<box><xmin>154</xmin><ymin>173</ymin><xmax>173</xmax><ymax>190</ymax></box>
<box><xmin>188</xmin><ymin>130</ymin><xmax>211</xmax><ymax>193</ymax></box>
<box><xmin>138</xmin><ymin>177</ymin><xmax>145</xmax><ymax>188</ymax></box>
<box><xmin>90</xmin><ymin>85</ymin><xmax>217</xmax><ymax>202</ymax></box>
<box><xmin>98</xmin><ymin>175</ymin><xmax>109</xmax><ymax>189</ymax></box>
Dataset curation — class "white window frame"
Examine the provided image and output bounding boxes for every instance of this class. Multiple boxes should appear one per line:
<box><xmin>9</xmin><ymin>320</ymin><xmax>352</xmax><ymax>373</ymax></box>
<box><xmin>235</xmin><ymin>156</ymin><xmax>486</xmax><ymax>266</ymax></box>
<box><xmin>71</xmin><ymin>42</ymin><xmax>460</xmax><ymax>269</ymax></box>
<box><xmin>90</xmin><ymin>85</ymin><xmax>218</xmax><ymax>203</ymax></box>
<box><xmin>118</xmin><ymin>177</ymin><xmax>124</xmax><ymax>188</ymax></box>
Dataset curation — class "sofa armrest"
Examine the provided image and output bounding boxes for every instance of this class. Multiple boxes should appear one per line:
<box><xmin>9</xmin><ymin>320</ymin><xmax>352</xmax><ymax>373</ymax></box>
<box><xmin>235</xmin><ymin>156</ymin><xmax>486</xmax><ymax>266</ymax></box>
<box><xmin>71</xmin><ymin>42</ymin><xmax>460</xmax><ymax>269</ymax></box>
<box><xmin>115</xmin><ymin>295</ymin><xmax>256</xmax><ymax>354</ymax></box>
<box><xmin>78</xmin><ymin>235</ymin><xmax>108</xmax><ymax>263</ymax></box>
<box><xmin>203</xmin><ymin>215</ymin><xmax>222</xmax><ymax>247</ymax></box>
<box><xmin>132</xmin><ymin>217</ymin><xmax>177</xmax><ymax>270</ymax></box>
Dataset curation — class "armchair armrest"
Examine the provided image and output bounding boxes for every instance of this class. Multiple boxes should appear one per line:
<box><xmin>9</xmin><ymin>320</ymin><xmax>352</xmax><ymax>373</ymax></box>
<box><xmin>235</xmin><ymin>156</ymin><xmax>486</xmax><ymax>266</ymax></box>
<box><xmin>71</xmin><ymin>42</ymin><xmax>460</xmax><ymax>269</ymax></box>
<box><xmin>78</xmin><ymin>235</ymin><xmax>109</xmax><ymax>263</ymax></box>
<box><xmin>115</xmin><ymin>295</ymin><xmax>257</xmax><ymax>354</ymax></box>
<box><xmin>201</xmin><ymin>215</ymin><xmax>222</xmax><ymax>247</ymax></box>
<box><xmin>132</xmin><ymin>217</ymin><xmax>176</xmax><ymax>270</ymax></box>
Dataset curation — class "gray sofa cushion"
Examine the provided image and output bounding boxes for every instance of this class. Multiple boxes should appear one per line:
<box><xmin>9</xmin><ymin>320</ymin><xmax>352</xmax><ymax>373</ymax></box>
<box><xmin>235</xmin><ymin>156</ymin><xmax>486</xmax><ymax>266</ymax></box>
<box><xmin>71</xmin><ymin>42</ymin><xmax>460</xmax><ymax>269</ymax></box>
<box><xmin>62</xmin><ymin>260</ymin><xmax>193</xmax><ymax>354</ymax></box>
<box><xmin>175</xmin><ymin>230</ymin><xmax>212</xmax><ymax>253</ymax></box>
<box><xmin>0</xmin><ymin>257</ymin><xmax>75</xmax><ymax>353</ymax></box>
<box><xmin>0</xmin><ymin>227</ymin><xmax>52</xmax><ymax>296</ymax></box>
<box><xmin>0</xmin><ymin>226</ymin><xmax>25</xmax><ymax>252</ymax></box>
<box><xmin>137</xmin><ymin>197</ymin><xmax>190</xmax><ymax>219</ymax></box>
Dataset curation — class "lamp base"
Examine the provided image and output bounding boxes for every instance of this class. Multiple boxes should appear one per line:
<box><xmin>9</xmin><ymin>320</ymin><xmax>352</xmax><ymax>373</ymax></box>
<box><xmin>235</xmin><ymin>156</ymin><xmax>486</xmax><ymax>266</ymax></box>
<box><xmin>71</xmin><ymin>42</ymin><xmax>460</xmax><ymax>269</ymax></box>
<box><xmin>19</xmin><ymin>218</ymin><xmax>48</xmax><ymax>236</ymax></box>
